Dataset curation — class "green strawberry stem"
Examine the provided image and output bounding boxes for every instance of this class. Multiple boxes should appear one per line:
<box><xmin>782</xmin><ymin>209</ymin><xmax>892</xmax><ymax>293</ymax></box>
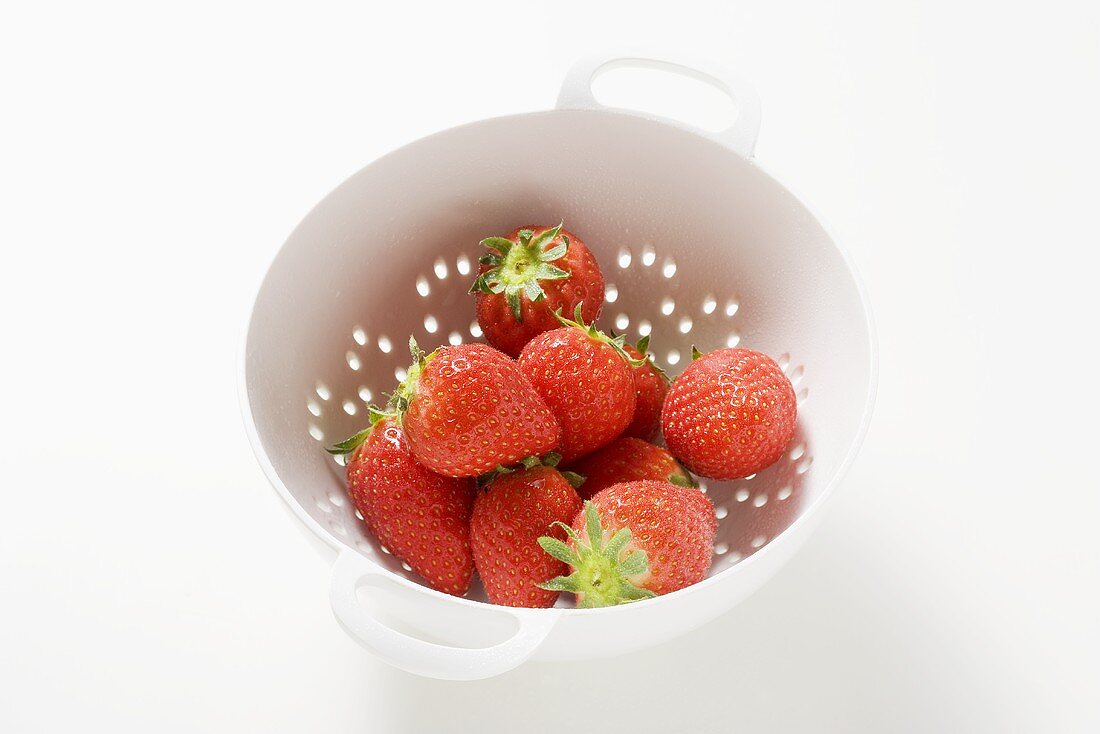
<box><xmin>469</xmin><ymin>223</ymin><xmax>572</xmax><ymax>322</ymax></box>
<box><xmin>537</xmin><ymin>502</ymin><xmax>657</xmax><ymax>608</ymax></box>
<box><xmin>553</xmin><ymin>304</ymin><xmax>647</xmax><ymax>368</ymax></box>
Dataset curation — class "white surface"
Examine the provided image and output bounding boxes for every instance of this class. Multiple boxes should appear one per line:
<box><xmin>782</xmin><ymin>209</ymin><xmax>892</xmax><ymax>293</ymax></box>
<box><xmin>1</xmin><ymin>1</ymin><xmax>1097</xmax><ymax>731</ymax></box>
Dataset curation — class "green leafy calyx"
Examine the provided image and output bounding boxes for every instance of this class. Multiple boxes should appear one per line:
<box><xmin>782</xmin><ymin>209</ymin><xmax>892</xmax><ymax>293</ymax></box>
<box><xmin>668</xmin><ymin>472</ymin><xmax>696</xmax><ymax>488</ymax></box>
<box><xmin>385</xmin><ymin>336</ymin><xmax>433</xmax><ymax>418</ymax></box>
<box><xmin>554</xmin><ymin>304</ymin><xmax>647</xmax><ymax>368</ymax></box>
<box><xmin>327</xmin><ymin>337</ymin><xmax>435</xmax><ymax>457</ymax></box>
<box><xmin>476</xmin><ymin>451</ymin><xmax>587</xmax><ymax>489</ymax></box>
<box><xmin>326</xmin><ymin>405</ymin><xmax>395</xmax><ymax>456</ymax></box>
<box><xmin>537</xmin><ymin>502</ymin><xmax>657</xmax><ymax>608</ymax></box>
<box><xmin>469</xmin><ymin>223</ymin><xmax>572</xmax><ymax>322</ymax></box>
<box><xmin>632</xmin><ymin>333</ymin><xmax>669</xmax><ymax>380</ymax></box>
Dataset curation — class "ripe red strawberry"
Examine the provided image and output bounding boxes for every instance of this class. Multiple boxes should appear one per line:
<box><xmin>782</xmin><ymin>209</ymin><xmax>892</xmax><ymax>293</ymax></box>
<box><xmin>622</xmin><ymin>335</ymin><xmax>670</xmax><ymax>440</ymax></box>
<box><xmin>470</xmin><ymin>457</ymin><xmax>584</xmax><ymax>608</ymax></box>
<box><xmin>539</xmin><ymin>481</ymin><xmax>717</xmax><ymax>607</ymax></box>
<box><xmin>516</xmin><ymin>306</ymin><xmax>641</xmax><ymax>463</ymax></box>
<box><xmin>568</xmin><ymin>437</ymin><xmax>693</xmax><ymax>500</ymax></box>
<box><xmin>471</xmin><ymin>223</ymin><xmax>604</xmax><ymax>358</ymax></box>
<box><xmin>395</xmin><ymin>339</ymin><xmax>561</xmax><ymax>477</ymax></box>
<box><xmin>661</xmin><ymin>347</ymin><xmax>797</xmax><ymax>480</ymax></box>
<box><xmin>329</xmin><ymin>413</ymin><xmax>476</xmax><ymax>596</ymax></box>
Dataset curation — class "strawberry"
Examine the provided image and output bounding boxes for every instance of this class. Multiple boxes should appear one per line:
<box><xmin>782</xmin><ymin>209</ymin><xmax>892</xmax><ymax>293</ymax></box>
<box><xmin>471</xmin><ymin>223</ymin><xmax>604</xmax><ymax>358</ymax></box>
<box><xmin>568</xmin><ymin>437</ymin><xmax>693</xmax><ymax>500</ymax></box>
<box><xmin>622</xmin><ymin>335</ymin><xmax>670</xmax><ymax>440</ymax></box>
<box><xmin>469</xmin><ymin>455</ymin><xmax>584</xmax><ymax>608</ymax></box>
<box><xmin>328</xmin><ymin>412</ymin><xmax>476</xmax><ymax>596</ymax></box>
<box><xmin>516</xmin><ymin>306</ymin><xmax>641</xmax><ymax>463</ymax></box>
<box><xmin>661</xmin><ymin>347</ymin><xmax>797</xmax><ymax>480</ymax></box>
<box><xmin>394</xmin><ymin>339</ymin><xmax>561</xmax><ymax>477</ymax></box>
<box><xmin>539</xmin><ymin>481</ymin><xmax>717</xmax><ymax>607</ymax></box>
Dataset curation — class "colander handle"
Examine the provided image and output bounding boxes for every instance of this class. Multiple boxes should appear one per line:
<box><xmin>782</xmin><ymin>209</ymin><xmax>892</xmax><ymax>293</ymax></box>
<box><xmin>556</xmin><ymin>54</ymin><xmax>762</xmax><ymax>159</ymax></box>
<box><xmin>329</xmin><ymin>550</ymin><xmax>561</xmax><ymax>680</ymax></box>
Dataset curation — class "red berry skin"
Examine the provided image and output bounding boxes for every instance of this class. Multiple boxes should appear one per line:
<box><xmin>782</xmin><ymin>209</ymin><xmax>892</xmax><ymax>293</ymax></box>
<box><xmin>577</xmin><ymin>481</ymin><xmax>716</xmax><ymax>596</ymax></box>
<box><xmin>622</xmin><ymin>345</ymin><xmax>669</xmax><ymax>440</ymax></box>
<box><xmin>568</xmin><ymin>437</ymin><xmax>691</xmax><ymax>500</ymax></box>
<box><xmin>661</xmin><ymin>348</ymin><xmax>797</xmax><ymax>480</ymax></box>
<box><xmin>475</xmin><ymin>226</ymin><xmax>604</xmax><ymax>358</ymax></box>
<box><xmin>517</xmin><ymin>327</ymin><xmax>636</xmax><ymax>463</ymax></box>
<box><xmin>403</xmin><ymin>344</ymin><xmax>561</xmax><ymax>477</ymax></box>
<box><xmin>470</xmin><ymin>466</ymin><xmax>583</xmax><ymax>607</ymax></box>
<box><xmin>346</xmin><ymin>418</ymin><xmax>476</xmax><ymax>596</ymax></box>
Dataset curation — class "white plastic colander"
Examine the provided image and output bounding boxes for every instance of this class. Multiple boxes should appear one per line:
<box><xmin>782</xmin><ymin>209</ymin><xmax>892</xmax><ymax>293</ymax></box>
<box><xmin>240</xmin><ymin>55</ymin><xmax>877</xmax><ymax>680</ymax></box>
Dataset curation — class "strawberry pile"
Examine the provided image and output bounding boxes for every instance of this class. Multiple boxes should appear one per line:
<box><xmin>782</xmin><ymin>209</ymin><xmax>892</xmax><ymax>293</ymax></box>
<box><xmin>330</xmin><ymin>223</ymin><xmax>797</xmax><ymax>608</ymax></box>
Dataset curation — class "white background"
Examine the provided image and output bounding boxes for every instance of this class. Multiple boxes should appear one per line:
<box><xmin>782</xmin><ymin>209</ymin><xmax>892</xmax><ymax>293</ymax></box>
<box><xmin>2</xmin><ymin>1</ymin><xmax>1098</xmax><ymax>731</ymax></box>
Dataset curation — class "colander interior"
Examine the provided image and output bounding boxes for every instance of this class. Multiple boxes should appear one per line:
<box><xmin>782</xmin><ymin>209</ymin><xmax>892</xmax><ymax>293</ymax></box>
<box><xmin>244</xmin><ymin>109</ymin><xmax>873</xmax><ymax>605</ymax></box>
